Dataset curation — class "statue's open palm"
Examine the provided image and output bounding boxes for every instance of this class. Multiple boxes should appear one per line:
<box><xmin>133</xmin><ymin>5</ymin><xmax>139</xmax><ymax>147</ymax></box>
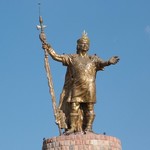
<box><xmin>109</xmin><ymin>56</ymin><xmax>120</xmax><ymax>65</ymax></box>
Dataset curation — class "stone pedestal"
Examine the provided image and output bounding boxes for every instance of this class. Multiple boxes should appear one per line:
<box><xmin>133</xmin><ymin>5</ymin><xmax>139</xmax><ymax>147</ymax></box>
<box><xmin>42</xmin><ymin>132</ymin><xmax>122</xmax><ymax>150</ymax></box>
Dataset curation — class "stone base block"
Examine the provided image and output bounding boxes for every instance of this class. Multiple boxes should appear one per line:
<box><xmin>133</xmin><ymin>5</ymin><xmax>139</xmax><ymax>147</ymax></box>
<box><xmin>42</xmin><ymin>132</ymin><xmax>122</xmax><ymax>150</ymax></box>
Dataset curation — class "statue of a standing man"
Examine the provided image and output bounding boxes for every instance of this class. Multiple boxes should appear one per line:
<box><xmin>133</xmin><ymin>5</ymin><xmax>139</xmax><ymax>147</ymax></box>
<box><xmin>42</xmin><ymin>31</ymin><xmax>119</xmax><ymax>134</ymax></box>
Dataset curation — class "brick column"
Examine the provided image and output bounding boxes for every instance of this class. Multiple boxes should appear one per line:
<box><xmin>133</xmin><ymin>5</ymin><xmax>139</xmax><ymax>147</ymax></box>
<box><xmin>42</xmin><ymin>132</ymin><xmax>122</xmax><ymax>150</ymax></box>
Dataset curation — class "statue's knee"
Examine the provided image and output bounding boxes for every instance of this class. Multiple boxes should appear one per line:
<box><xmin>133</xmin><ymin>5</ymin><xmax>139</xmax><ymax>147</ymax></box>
<box><xmin>71</xmin><ymin>102</ymin><xmax>80</xmax><ymax>113</ymax></box>
<box><xmin>86</xmin><ymin>103</ymin><xmax>95</xmax><ymax>115</ymax></box>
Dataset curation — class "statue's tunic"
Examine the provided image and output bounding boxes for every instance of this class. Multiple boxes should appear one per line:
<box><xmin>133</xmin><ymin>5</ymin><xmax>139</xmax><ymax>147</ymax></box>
<box><xmin>48</xmin><ymin>48</ymin><xmax>106</xmax><ymax>104</ymax></box>
<box><xmin>61</xmin><ymin>54</ymin><xmax>105</xmax><ymax>103</ymax></box>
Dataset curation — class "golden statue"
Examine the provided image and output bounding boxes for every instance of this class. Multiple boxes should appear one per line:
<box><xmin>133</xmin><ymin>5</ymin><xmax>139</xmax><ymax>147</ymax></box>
<box><xmin>42</xmin><ymin>31</ymin><xmax>119</xmax><ymax>134</ymax></box>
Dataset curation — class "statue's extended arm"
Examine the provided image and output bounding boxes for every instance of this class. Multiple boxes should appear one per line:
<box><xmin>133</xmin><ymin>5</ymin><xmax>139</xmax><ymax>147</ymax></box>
<box><xmin>42</xmin><ymin>43</ymin><xmax>64</xmax><ymax>62</ymax></box>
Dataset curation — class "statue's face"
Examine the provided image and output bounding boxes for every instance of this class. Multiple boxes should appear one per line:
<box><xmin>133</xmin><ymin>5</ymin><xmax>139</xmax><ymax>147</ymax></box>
<box><xmin>78</xmin><ymin>41</ymin><xmax>89</xmax><ymax>52</ymax></box>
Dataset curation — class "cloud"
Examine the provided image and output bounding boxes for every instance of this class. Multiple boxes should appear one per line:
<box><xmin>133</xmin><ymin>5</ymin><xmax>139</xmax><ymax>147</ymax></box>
<box><xmin>145</xmin><ymin>25</ymin><xmax>150</xmax><ymax>34</ymax></box>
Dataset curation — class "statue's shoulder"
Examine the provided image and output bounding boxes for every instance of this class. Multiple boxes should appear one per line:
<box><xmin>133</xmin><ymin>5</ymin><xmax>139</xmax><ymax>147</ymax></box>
<box><xmin>69</xmin><ymin>53</ymin><xmax>78</xmax><ymax>58</ymax></box>
<box><xmin>89</xmin><ymin>54</ymin><xmax>100</xmax><ymax>60</ymax></box>
<box><xmin>63</xmin><ymin>53</ymin><xmax>77</xmax><ymax>57</ymax></box>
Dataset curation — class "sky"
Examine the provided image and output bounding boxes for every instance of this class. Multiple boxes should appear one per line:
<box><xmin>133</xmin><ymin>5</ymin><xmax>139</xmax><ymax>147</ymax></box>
<box><xmin>0</xmin><ymin>0</ymin><xmax>150</xmax><ymax>149</ymax></box>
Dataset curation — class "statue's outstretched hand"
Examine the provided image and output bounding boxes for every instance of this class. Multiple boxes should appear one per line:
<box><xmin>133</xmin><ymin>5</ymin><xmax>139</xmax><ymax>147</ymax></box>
<box><xmin>109</xmin><ymin>56</ymin><xmax>120</xmax><ymax>65</ymax></box>
<box><xmin>42</xmin><ymin>43</ymin><xmax>51</xmax><ymax>50</ymax></box>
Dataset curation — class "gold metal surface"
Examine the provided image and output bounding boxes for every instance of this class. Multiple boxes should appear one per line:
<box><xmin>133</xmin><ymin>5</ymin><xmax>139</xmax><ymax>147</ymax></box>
<box><xmin>37</xmin><ymin>16</ymin><xmax>67</xmax><ymax>135</ymax></box>
<box><xmin>42</xmin><ymin>31</ymin><xmax>119</xmax><ymax>134</ymax></box>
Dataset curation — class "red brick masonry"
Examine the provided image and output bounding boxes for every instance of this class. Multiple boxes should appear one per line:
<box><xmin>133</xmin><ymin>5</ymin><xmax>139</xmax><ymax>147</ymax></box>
<box><xmin>42</xmin><ymin>132</ymin><xmax>122</xmax><ymax>150</ymax></box>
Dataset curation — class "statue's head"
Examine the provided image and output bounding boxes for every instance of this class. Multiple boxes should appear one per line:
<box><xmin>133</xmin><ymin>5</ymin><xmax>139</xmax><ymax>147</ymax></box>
<box><xmin>77</xmin><ymin>31</ymin><xmax>90</xmax><ymax>52</ymax></box>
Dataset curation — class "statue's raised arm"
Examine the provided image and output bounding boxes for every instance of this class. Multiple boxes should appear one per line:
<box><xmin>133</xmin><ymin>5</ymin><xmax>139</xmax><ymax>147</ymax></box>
<box><xmin>42</xmin><ymin>43</ymin><xmax>65</xmax><ymax>62</ymax></box>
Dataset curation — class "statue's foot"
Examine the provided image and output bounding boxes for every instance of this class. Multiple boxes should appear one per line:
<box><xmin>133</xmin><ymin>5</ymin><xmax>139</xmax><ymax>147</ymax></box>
<box><xmin>64</xmin><ymin>128</ymin><xmax>75</xmax><ymax>135</ymax></box>
<box><xmin>84</xmin><ymin>128</ymin><xmax>94</xmax><ymax>134</ymax></box>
